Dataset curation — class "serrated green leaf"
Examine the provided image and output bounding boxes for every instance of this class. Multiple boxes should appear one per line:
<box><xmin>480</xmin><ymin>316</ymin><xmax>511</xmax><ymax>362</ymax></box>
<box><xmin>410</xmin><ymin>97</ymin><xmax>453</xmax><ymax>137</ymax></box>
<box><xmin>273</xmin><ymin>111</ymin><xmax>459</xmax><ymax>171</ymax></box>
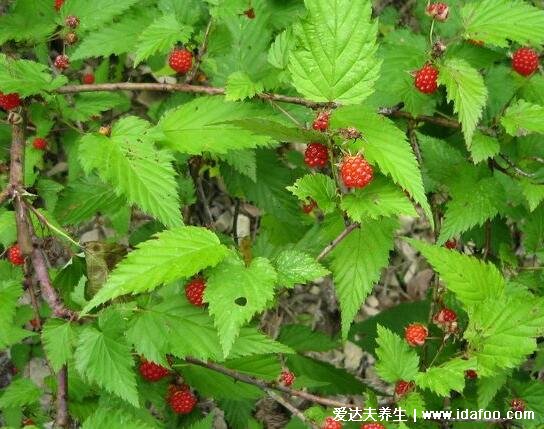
<box><xmin>229</xmin><ymin>327</ymin><xmax>295</xmax><ymax>359</ymax></box>
<box><xmin>0</xmin><ymin>212</ymin><xmax>17</xmax><ymax>251</ymax></box>
<box><xmin>219</xmin><ymin>150</ymin><xmax>257</xmax><ymax>182</ymax></box>
<box><xmin>225</xmin><ymin>72</ymin><xmax>265</xmax><ymax>101</ymax></box>
<box><xmin>470</xmin><ymin>132</ymin><xmax>500</xmax><ymax>164</ymax></box>
<box><xmin>189</xmin><ymin>414</ymin><xmax>214</xmax><ymax>429</ymax></box>
<box><xmin>398</xmin><ymin>392</ymin><xmax>426</xmax><ymax>419</ymax></box>
<box><xmin>268</xmin><ymin>29</ymin><xmax>293</xmax><ymax>69</ymax></box>
<box><xmin>278</xmin><ymin>324</ymin><xmax>339</xmax><ymax>352</ymax></box>
<box><xmin>0</xmin><ymin>281</ymin><xmax>21</xmax><ymax>332</ymax></box>
<box><xmin>274</xmin><ymin>250</ymin><xmax>329</xmax><ymax>287</ymax></box>
<box><xmin>229</xmin><ymin>118</ymin><xmax>327</xmax><ymax>145</ymax></box>
<box><xmin>61</xmin><ymin>92</ymin><xmax>130</xmax><ymax>122</ymax></box>
<box><xmin>60</xmin><ymin>0</ymin><xmax>140</xmax><ymax>31</ymax></box>
<box><xmin>205</xmin><ymin>254</ymin><xmax>277</xmax><ymax>357</ymax></box>
<box><xmin>82</xmin><ymin>226</ymin><xmax>228</xmax><ymax>313</ymax></box>
<box><xmin>341</xmin><ymin>177</ymin><xmax>417</xmax><ymax>222</ymax></box>
<box><xmin>374</xmin><ymin>325</ymin><xmax>419</xmax><ymax>383</ymax></box>
<box><xmin>462</xmin><ymin>0</ymin><xmax>544</xmax><ymax>47</ymax></box>
<box><xmin>520</xmin><ymin>179</ymin><xmax>544</xmax><ymax>212</ymax></box>
<box><xmin>286</xmin><ymin>173</ymin><xmax>337</xmax><ymax>214</ymax></box>
<box><xmin>405</xmin><ymin>239</ymin><xmax>505</xmax><ymax>307</ymax></box>
<box><xmin>42</xmin><ymin>319</ymin><xmax>77</xmax><ymax>372</ymax></box>
<box><xmin>329</xmin><ymin>218</ymin><xmax>397</xmax><ymax>338</ymax></box>
<box><xmin>332</xmin><ymin>106</ymin><xmax>433</xmax><ymax>226</ymax></box>
<box><xmin>288</xmin><ymin>0</ymin><xmax>380</xmax><ymax>103</ymax></box>
<box><xmin>477</xmin><ymin>373</ymin><xmax>508</xmax><ymax>409</ymax></box>
<box><xmin>501</xmin><ymin>99</ymin><xmax>544</xmax><ymax>137</ymax></box>
<box><xmin>79</xmin><ymin>116</ymin><xmax>181</xmax><ymax>228</ymax></box>
<box><xmin>75</xmin><ymin>325</ymin><xmax>139</xmax><ymax>406</ymax></box>
<box><xmin>0</xmin><ymin>378</ymin><xmax>41</xmax><ymax>409</ymax></box>
<box><xmin>416</xmin><ymin>358</ymin><xmax>475</xmax><ymax>396</ymax></box>
<box><xmin>438</xmin><ymin>58</ymin><xmax>488</xmax><ymax>145</ymax></box>
<box><xmin>81</xmin><ymin>403</ymin><xmax>155</xmax><ymax>429</ymax></box>
<box><xmin>521</xmin><ymin>205</ymin><xmax>544</xmax><ymax>254</ymax></box>
<box><xmin>0</xmin><ymin>0</ymin><xmax>56</xmax><ymax>44</ymax></box>
<box><xmin>134</xmin><ymin>14</ymin><xmax>192</xmax><ymax>65</ymax></box>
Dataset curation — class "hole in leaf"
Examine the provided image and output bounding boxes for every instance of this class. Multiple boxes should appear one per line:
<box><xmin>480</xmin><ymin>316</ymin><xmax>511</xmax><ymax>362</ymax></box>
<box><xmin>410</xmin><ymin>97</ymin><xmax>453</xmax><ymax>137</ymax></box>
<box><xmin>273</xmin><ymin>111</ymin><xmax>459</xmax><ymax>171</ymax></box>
<box><xmin>234</xmin><ymin>297</ymin><xmax>247</xmax><ymax>306</ymax></box>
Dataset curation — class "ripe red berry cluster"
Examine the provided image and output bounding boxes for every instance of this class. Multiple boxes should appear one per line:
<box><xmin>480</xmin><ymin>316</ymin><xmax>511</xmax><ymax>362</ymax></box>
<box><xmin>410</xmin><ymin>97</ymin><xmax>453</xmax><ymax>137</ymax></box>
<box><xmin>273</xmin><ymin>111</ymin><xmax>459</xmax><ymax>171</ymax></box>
<box><xmin>394</xmin><ymin>380</ymin><xmax>414</xmax><ymax>396</ymax></box>
<box><xmin>33</xmin><ymin>138</ymin><xmax>47</xmax><ymax>150</ymax></box>
<box><xmin>169</xmin><ymin>389</ymin><xmax>198</xmax><ymax>414</ymax></box>
<box><xmin>139</xmin><ymin>359</ymin><xmax>170</xmax><ymax>382</ymax></box>
<box><xmin>511</xmin><ymin>398</ymin><xmax>526</xmax><ymax>412</ymax></box>
<box><xmin>322</xmin><ymin>417</ymin><xmax>343</xmax><ymax>429</ymax></box>
<box><xmin>280</xmin><ymin>370</ymin><xmax>295</xmax><ymax>387</ymax></box>
<box><xmin>185</xmin><ymin>277</ymin><xmax>206</xmax><ymax>306</ymax></box>
<box><xmin>169</xmin><ymin>49</ymin><xmax>193</xmax><ymax>74</ymax></box>
<box><xmin>304</xmin><ymin>143</ymin><xmax>329</xmax><ymax>168</ymax></box>
<box><xmin>433</xmin><ymin>308</ymin><xmax>457</xmax><ymax>332</ymax></box>
<box><xmin>302</xmin><ymin>199</ymin><xmax>317</xmax><ymax>214</ymax></box>
<box><xmin>340</xmin><ymin>155</ymin><xmax>373</xmax><ymax>189</ymax></box>
<box><xmin>404</xmin><ymin>323</ymin><xmax>428</xmax><ymax>347</ymax></box>
<box><xmin>512</xmin><ymin>47</ymin><xmax>539</xmax><ymax>77</ymax></box>
<box><xmin>444</xmin><ymin>239</ymin><xmax>457</xmax><ymax>249</ymax></box>
<box><xmin>312</xmin><ymin>111</ymin><xmax>330</xmax><ymax>131</ymax></box>
<box><xmin>54</xmin><ymin>0</ymin><xmax>64</xmax><ymax>11</ymax></box>
<box><xmin>65</xmin><ymin>15</ymin><xmax>80</xmax><ymax>29</ymax></box>
<box><xmin>0</xmin><ymin>92</ymin><xmax>21</xmax><ymax>111</ymax></box>
<box><xmin>244</xmin><ymin>8</ymin><xmax>256</xmax><ymax>19</ymax></box>
<box><xmin>361</xmin><ymin>423</ymin><xmax>385</xmax><ymax>429</ymax></box>
<box><xmin>465</xmin><ymin>369</ymin><xmax>478</xmax><ymax>379</ymax></box>
<box><xmin>82</xmin><ymin>73</ymin><xmax>95</xmax><ymax>84</ymax></box>
<box><xmin>426</xmin><ymin>2</ymin><xmax>449</xmax><ymax>21</ymax></box>
<box><xmin>7</xmin><ymin>244</ymin><xmax>24</xmax><ymax>265</ymax></box>
<box><xmin>54</xmin><ymin>55</ymin><xmax>70</xmax><ymax>71</ymax></box>
<box><xmin>414</xmin><ymin>64</ymin><xmax>439</xmax><ymax>94</ymax></box>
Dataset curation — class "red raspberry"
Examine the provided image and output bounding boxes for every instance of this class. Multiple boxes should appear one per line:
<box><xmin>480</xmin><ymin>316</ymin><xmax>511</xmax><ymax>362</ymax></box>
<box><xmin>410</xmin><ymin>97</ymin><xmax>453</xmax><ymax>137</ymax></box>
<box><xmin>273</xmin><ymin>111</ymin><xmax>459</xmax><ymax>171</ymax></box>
<box><xmin>312</xmin><ymin>111</ymin><xmax>330</xmax><ymax>132</ymax></box>
<box><xmin>512</xmin><ymin>47</ymin><xmax>539</xmax><ymax>77</ymax></box>
<box><xmin>32</xmin><ymin>138</ymin><xmax>47</xmax><ymax>150</ymax></box>
<box><xmin>7</xmin><ymin>244</ymin><xmax>24</xmax><ymax>265</ymax></box>
<box><xmin>404</xmin><ymin>323</ymin><xmax>428</xmax><ymax>347</ymax></box>
<box><xmin>360</xmin><ymin>424</ymin><xmax>385</xmax><ymax>429</ymax></box>
<box><xmin>465</xmin><ymin>369</ymin><xmax>478</xmax><ymax>379</ymax></box>
<box><xmin>426</xmin><ymin>3</ymin><xmax>449</xmax><ymax>21</ymax></box>
<box><xmin>445</xmin><ymin>239</ymin><xmax>457</xmax><ymax>249</ymax></box>
<box><xmin>395</xmin><ymin>380</ymin><xmax>414</xmax><ymax>396</ymax></box>
<box><xmin>65</xmin><ymin>32</ymin><xmax>78</xmax><ymax>45</ymax></box>
<box><xmin>138</xmin><ymin>359</ymin><xmax>169</xmax><ymax>382</ymax></box>
<box><xmin>29</xmin><ymin>318</ymin><xmax>41</xmax><ymax>330</ymax></box>
<box><xmin>340</xmin><ymin>155</ymin><xmax>373</xmax><ymax>189</ymax></box>
<box><xmin>414</xmin><ymin>64</ymin><xmax>439</xmax><ymax>94</ymax></box>
<box><xmin>54</xmin><ymin>55</ymin><xmax>70</xmax><ymax>71</ymax></box>
<box><xmin>433</xmin><ymin>308</ymin><xmax>457</xmax><ymax>324</ymax></box>
<box><xmin>304</xmin><ymin>143</ymin><xmax>329</xmax><ymax>168</ymax></box>
<box><xmin>0</xmin><ymin>92</ymin><xmax>22</xmax><ymax>111</ymax></box>
<box><xmin>185</xmin><ymin>278</ymin><xmax>206</xmax><ymax>306</ymax></box>
<box><xmin>167</xmin><ymin>383</ymin><xmax>189</xmax><ymax>400</ymax></box>
<box><xmin>55</xmin><ymin>0</ymin><xmax>64</xmax><ymax>10</ymax></box>
<box><xmin>65</xmin><ymin>15</ymin><xmax>80</xmax><ymax>28</ymax></box>
<box><xmin>169</xmin><ymin>49</ymin><xmax>193</xmax><ymax>74</ymax></box>
<box><xmin>302</xmin><ymin>199</ymin><xmax>317</xmax><ymax>214</ymax></box>
<box><xmin>280</xmin><ymin>370</ymin><xmax>295</xmax><ymax>387</ymax></box>
<box><xmin>511</xmin><ymin>398</ymin><xmax>526</xmax><ymax>412</ymax></box>
<box><xmin>169</xmin><ymin>390</ymin><xmax>197</xmax><ymax>414</ymax></box>
<box><xmin>82</xmin><ymin>73</ymin><xmax>95</xmax><ymax>84</ymax></box>
<box><xmin>323</xmin><ymin>417</ymin><xmax>343</xmax><ymax>429</ymax></box>
<box><xmin>244</xmin><ymin>8</ymin><xmax>256</xmax><ymax>19</ymax></box>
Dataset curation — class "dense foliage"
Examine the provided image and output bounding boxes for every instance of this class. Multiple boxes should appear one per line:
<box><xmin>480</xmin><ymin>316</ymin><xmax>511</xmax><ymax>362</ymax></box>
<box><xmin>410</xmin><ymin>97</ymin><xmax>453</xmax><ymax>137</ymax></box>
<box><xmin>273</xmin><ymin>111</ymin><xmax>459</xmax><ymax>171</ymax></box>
<box><xmin>0</xmin><ymin>0</ymin><xmax>544</xmax><ymax>428</ymax></box>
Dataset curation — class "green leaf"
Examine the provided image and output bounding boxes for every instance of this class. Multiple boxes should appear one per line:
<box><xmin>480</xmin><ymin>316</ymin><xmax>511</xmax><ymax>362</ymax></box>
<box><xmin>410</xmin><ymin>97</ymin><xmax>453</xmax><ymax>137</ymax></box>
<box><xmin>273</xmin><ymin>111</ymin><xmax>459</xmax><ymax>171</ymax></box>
<box><xmin>406</xmin><ymin>239</ymin><xmax>505</xmax><ymax>307</ymax></box>
<box><xmin>81</xmin><ymin>403</ymin><xmax>155</xmax><ymax>429</ymax></box>
<box><xmin>134</xmin><ymin>14</ymin><xmax>192</xmax><ymax>65</ymax></box>
<box><xmin>501</xmin><ymin>99</ymin><xmax>544</xmax><ymax>137</ymax></box>
<box><xmin>332</xmin><ymin>106</ymin><xmax>432</xmax><ymax>226</ymax></box>
<box><xmin>61</xmin><ymin>93</ymin><xmax>130</xmax><ymax>122</ymax></box>
<box><xmin>522</xmin><ymin>205</ymin><xmax>544</xmax><ymax>254</ymax></box>
<box><xmin>225</xmin><ymin>72</ymin><xmax>265</xmax><ymax>102</ymax></box>
<box><xmin>42</xmin><ymin>319</ymin><xmax>77</xmax><ymax>372</ymax></box>
<box><xmin>268</xmin><ymin>29</ymin><xmax>293</xmax><ymax>69</ymax></box>
<box><xmin>274</xmin><ymin>250</ymin><xmax>329</xmax><ymax>288</ymax></box>
<box><xmin>229</xmin><ymin>327</ymin><xmax>295</xmax><ymax>359</ymax></box>
<box><xmin>60</xmin><ymin>0</ymin><xmax>140</xmax><ymax>31</ymax></box>
<box><xmin>286</xmin><ymin>173</ymin><xmax>337</xmax><ymax>214</ymax></box>
<box><xmin>465</xmin><ymin>297</ymin><xmax>544</xmax><ymax>376</ymax></box>
<box><xmin>157</xmin><ymin>97</ymin><xmax>272</xmax><ymax>154</ymax></box>
<box><xmin>0</xmin><ymin>0</ymin><xmax>56</xmax><ymax>44</ymax></box>
<box><xmin>0</xmin><ymin>54</ymin><xmax>67</xmax><ymax>97</ymax></box>
<box><xmin>0</xmin><ymin>211</ymin><xmax>16</xmax><ymax>248</ymax></box>
<box><xmin>461</xmin><ymin>0</ymin><xmax>544</xmax><ymax>47</ymax></box>
<box><xmin>205</xmin><ymin>254</ymin><xmax>278</xmax><ymax>356</ymax></box>
<box><xmin>278</xmin><ymin>324</ymin><xmax>339</xmax><ymax>352</ymax></box>
<box><xmin>341</xmin><ymin>177</ymin><xmax>417</xmax><ymax>222</ymax></box>
<box><xmin>477</xmin><ymin>373</ymin><xmax>508</xmax><ymax>409</ymax></box>
<box><xmin>0</xmin><ymin>378</ymin><xmax>41</xmax><ymax>409</ymax></box>
<box><xmin>374</xmin><ymin>325</ymin><xmax>419</xmax><ymax>383</ymax></box>
<box><xmin>75</xmin><ymin>325</ymin><xmax>139</xmax><ymax>406</ymax></box>
<box><xmin>438</xmin><ymin>58</ymin><xmax>488</xmax><ymax>145</ymax></box>
<box><xmin>329</xmin><ymin>218</ymin><xmax>397</xmax><ymax>338</ymax></box>
<box><xmin>415</xmin><ymin>358</ymin><xmax>475</xmax><ymax>397</ymax></box>
<box><xmin>219</xmin><ymin>150</ymin><xmax>257</xmax><ymax>182</ymax></box>
<box><xmin>78</xmin><ymin>116</ymin><xmax>181</xmax><ymax>228</ymax></box>
<box><xmin>520</xmin><ymin>179</ymin><xmax>544</xmax><ymax>212</ymax></box>
<box><xmin>470</xmin><ymin>132</ymin><xmax>500</xmax><ymax>164</ymax></box>
<box><xmin>0</xmin><ymin>281</ymin><xmax>21</xmax><ymax>332</ymax></box>
<box><xmin>189</xmin><ymin>414</ymin><xmax>214</xmax><ymax>429</ymax></box>
<box><xmin>288</xmin><ymin>0</ymin><xmax>380</xmax><ymax>103</ymax></box>
<box><xmin>82</xmin><ymin>226</ymin><xmax>228</xmax><ymax>313</ymax></box>
<box><xmin>230</xmin><ymin>118</ymin><xmax>327</xmax><ymax>145</ymax></box>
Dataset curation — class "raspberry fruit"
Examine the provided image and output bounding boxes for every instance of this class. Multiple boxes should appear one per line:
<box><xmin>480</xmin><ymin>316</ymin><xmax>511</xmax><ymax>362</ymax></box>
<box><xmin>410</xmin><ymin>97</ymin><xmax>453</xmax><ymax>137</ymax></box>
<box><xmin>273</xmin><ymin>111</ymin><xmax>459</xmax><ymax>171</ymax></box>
<box><xmin>169</xmin><ymin>390</ymin><xmax>197</xmax><ymax>414</ymax></box>
<box><xmin>139</xmin><ymin>359</ymin><xmax>169</xmax><ymax>382</ymax></box>
<box><xmin>55</xmin><ymin>0</ymin><xmax>64</xmax><ymax>10</ymax></box>
<box><xmin>465</xmin><ymin>369</ymin><xmax>478</xmax><ymax>379</ymax></box>
<box><xmin>7</xmin><ymin>244</ymin><xmax>24</xmax><ymax>265</ymax></box>
<box><xmin>404</xmin><ymin>323</ymin><xmax>428</xmax><ymax>347</ymax></box>
<box><xmin>54</xmin><ymin>55</ymin><xmax>70</xmax><ymax>71</ymax></box>
<box><xmin>302</xmin><ymin>199</ymin><xmax>317</xmax><ymax>214</ymax></box>
<box><xmin>32</xmin><ymin>138</ymin><xmax>47</xmax><ymax>150</ymax></box>
<box><xmin>512</xmin><ymin>47</ymin><xmax>539</xmax><ymax>77</ymax></box>
<box><xmin>433</xmin><ymin>308</ymin><xmax>458</xmax><ymax>332</ymax></box>
<box><xmin>395</xmin><ymin>380</ymin><xmax>414</xmax><ymax>396</ymax></box>
<box><xmin>426</xmin><ymin>3</ymin><xmax>449</xmax><ymax>21</ymax></box>
<box><xmin>312</xmin><ymin>111</ymin><xmax>330</xmax><ymax>132</ymax></box>
<box><xmin>244</xmin><ymin>8</ymin><xmax>256</xmax><ymax>19</ymax></box>
<box><xmin>29</xmin><ymin>318</ymin><xmax>41</xmax><ymax>330</ymax></box>
<box><xmin>65</xmin><ymin>15</ymin><xmax>80</xmax><ymax>28</ymax></box>
<box><xmin>360</xmin><ymin>424</ymin><xmax>385</xmax><ymax>429</ymax></box>
<box><xmin>414</xmin><ymin>64</ymin><xmax>439</xmax><ymax>94</ymax></box>
<box><xmin>169</xmin><ymin>49</ymin><xmax>193</xmax><ymax>74</ymax></box>
<box><xmin>0</xmin><ymin>92</ymin><xmax>22</xmax><ymax>111</ymax></box>
<box><xmin>445</xmin><ymin>239</ymin><xmax>457</xmax><ymax>249</ymax></box>
<box><xmin>167</xmin><ymin>383</ymin><xmax>189</xmax><ymax>400</ymax></box>
<box><xmin>185</xmin><ymin>278</ymin><xmax>206</xmax><ymax>306</ymax></box>
<box><xmin>304</xmin><ymin>143</ymin><xmax>329</xmax><ymax>168</ymax></box>
<box><xmin>340</xmin><ymin>155</ymin><xmax>373</xmax><ymax>189</ymax></box>
<box><xmin>280</xmin><ymin>370</ymin><xmax>295</xmax><ymax>387</ymax></box>
<box><xmin>323</xmin><ymin>417</ymin><xmax>343</xmax><ymax>429</ymax></box>
<box><xmin>65</xmin><ymin>32</ymin><xmax>78</xmax><ymax>45</ymax></box>
<box><xmin>82</xmin><ymin>73</ymin><xmax>95</xmax><ymax>84</ymax></box>
<box><xmin>98</xmin><ymin>125</ymin><xmax>111</xmax><ymax>136</ymax></box>
<box><xmin>511</xmin><ymin>398</ymin><xmax>526</xmax><ymax>412</ymax></box>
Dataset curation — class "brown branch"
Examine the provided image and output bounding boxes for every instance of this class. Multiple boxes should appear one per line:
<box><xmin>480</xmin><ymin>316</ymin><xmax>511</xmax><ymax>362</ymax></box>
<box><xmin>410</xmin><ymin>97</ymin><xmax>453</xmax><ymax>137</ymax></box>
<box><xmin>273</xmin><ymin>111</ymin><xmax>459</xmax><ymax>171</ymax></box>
<box><xmin>54</xmin><ymin>366</ymin><xmax>69</xmax><ymax>428</ymax></box>
<box><xmin>184</xmin><ymin>357</ymin><xmax>355</xmax><ymax>409</ymax></box>
<box><xmin>265</xmin><ymin>388</ymin><xmax>319</xmax><ymax>429</ymax></box>
<box><xmin>382</xmin><ymin>109</ymin><xmax>460</xmax><ymax>129</ymax></box>
<box><xmin>316</xmin><ymin>223</ymin><xmax>360</xmax><ymax>261</ymax></box>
